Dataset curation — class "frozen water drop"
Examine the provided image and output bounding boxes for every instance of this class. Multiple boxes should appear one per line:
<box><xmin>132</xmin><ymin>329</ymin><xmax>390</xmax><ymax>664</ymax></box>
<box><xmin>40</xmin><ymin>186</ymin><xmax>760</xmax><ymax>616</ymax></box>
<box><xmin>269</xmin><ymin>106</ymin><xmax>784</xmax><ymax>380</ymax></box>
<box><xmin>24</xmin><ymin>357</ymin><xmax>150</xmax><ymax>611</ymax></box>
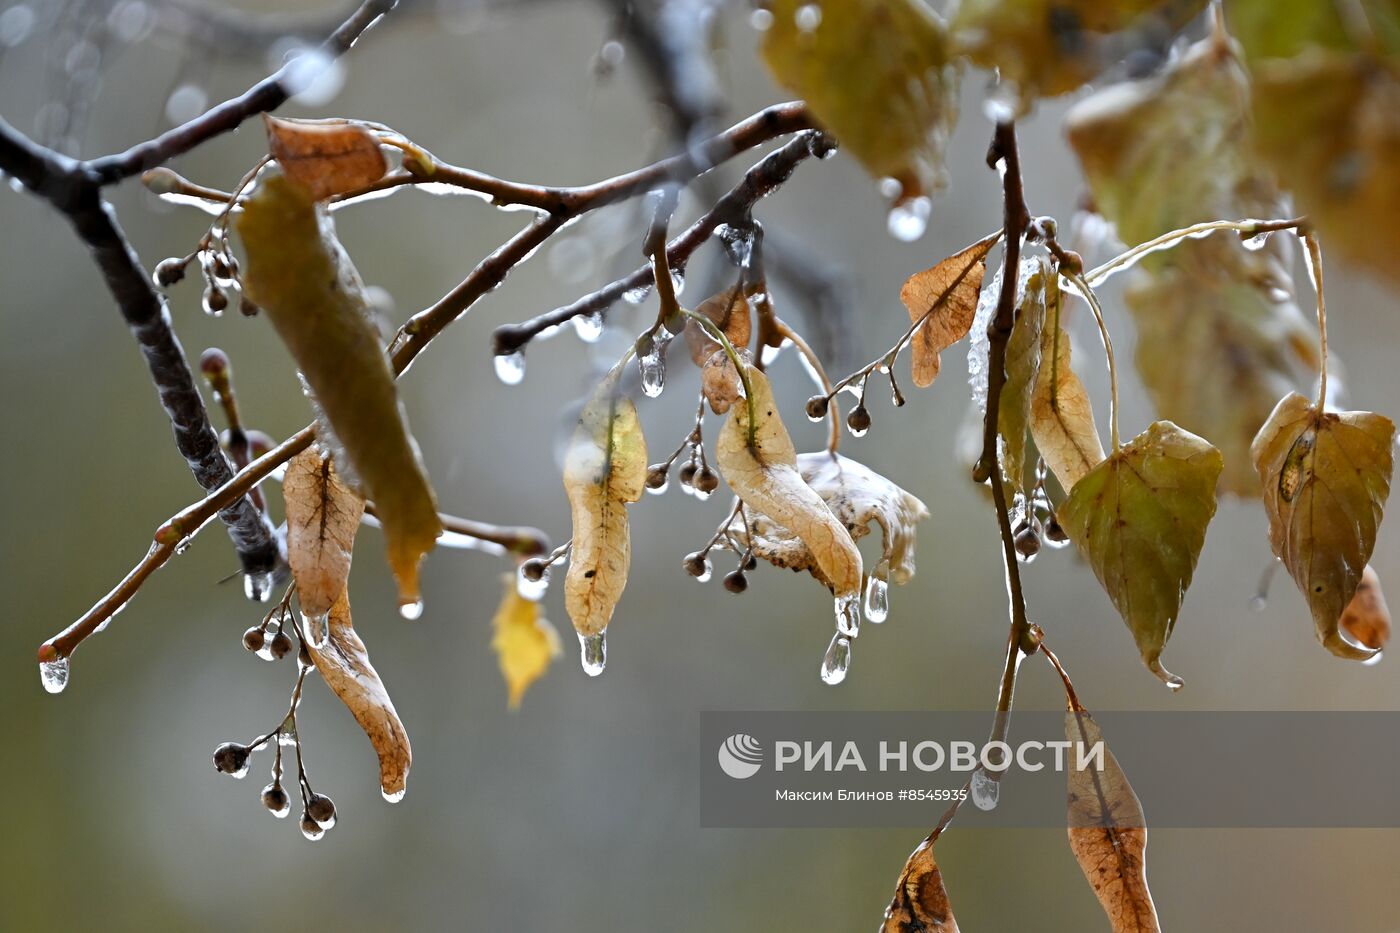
<box><xmin>243</xmin><ymin>571</ymin><xmax>273</xmax><ymax>603</ymax></box>
<box><xmin>300</xmin><ymin>819</ymin><xmax>325</xmax><ymax>841</ymax></box>
<box><xmin>622</xmin><ymin>283</ymin><xmax>652</xmax><ymax>305</ymax></box>
<box><xmin>887</xmin><ymin>196</ymin><xmax>931</xmax><ymax>242</ymax></box>
<box><xmin>494</xmin><ymin>350</ymin><xmax>526</xmax><ymax>385</ymax></box>
<box><xmin>516</xmin><ymin>565</ymin><xmax>549</xmax><ymax>601</ymax></box>
<box><xmin>639</xmin><ymin>346</ymin><xmax>666</xmax><ymax>398</ymax></box>
<box><xmin>1242</xmin><ymin>230</ymin><xmax>1272</xmax><ymax>251</ymax></box>
<box><xmin>970</xmin><ymin>767</ymin><xmax>1000</xmax><ymax>810</ymax></box>
<box><xmin>864</xmin><ymin>572</ymin><xmax>889</xmax><ymax>624</ymax></box>
<box><xmin>255</xmin><ymin>638</ymin><xmax>275</xmax><ymax>662</ymax></box>
<box><xmin>1363</xmin><ymin>651</ymin><xmax>1384</xmax><ymax>667</ymax></box>
<box><xmin>39</xmin><ymin>656</ymin><xmax>69</xmax><ymax>694</ymax></box>
<box><xmin>301</xmin><ymin>611</ymin><xmax>329</xmax><ymax>649</ymax></box>
<box><xmin>835</xmin><ymin>594</ymin><xmax>861</xmax><ymax>637</ymax></box>
<box><xmin>579</xmin><ymin>630</ymin><xmax>607</xmax><ymax>676</ymax></box>
<box><xmin>1249</xmin><ymin>594</ymin><xmax>1268</xmax><ymax>612</ymax></box>
<box><xmin>382</xmin><ymin>786</ymin><xmax>407</xmax><ymax>803</ymax></box>
<box><xmin>572</xmin><ymin>310</ymin><xmax>605</xmax><ymax>343</ymax></box>
<box><xmin>645</xmin><ymin>476</ymin><xmax>669</xmax><ymax>495</ymax></box>
<box><xmin>820</xmin><ymin>633</ymin><xmax>852</xmax><ymax>685</ymax></box>
<box><xmin>278</xmin><ymin>731</ymin><xmax>298</xmax><ymax>747</ymax></box>
<box><xmin>399</xmin><ymin>599</ymin><xmax>424</xmax><ymax>621</ymax></box>
<box><xmin>692</xmin><ymin>559</ymin><xmax>713</xmax><ymax>583</ymax></box>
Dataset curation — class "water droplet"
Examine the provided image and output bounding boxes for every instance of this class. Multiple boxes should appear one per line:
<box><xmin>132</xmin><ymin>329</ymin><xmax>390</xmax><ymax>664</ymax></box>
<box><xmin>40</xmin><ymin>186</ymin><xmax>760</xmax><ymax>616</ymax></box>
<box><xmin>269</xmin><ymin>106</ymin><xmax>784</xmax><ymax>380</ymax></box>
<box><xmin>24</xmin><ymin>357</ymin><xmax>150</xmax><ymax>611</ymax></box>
<box><xmin>301</xmin><ymin>611</ymin><xmax>329</xmax><ymax>649</ymax></box>
<box><xmin>835</xmin><ymin>594</ymin><xmax>861</xmax><ymax>637</ymax></box>
<box><xmin>39</xmin><ymin>656</ymin><xmax>69</xmax><ymax>694</ymax></box>
<box><xmin>691</xmin><ymin>559</ymin><xmax>713</xmax><ymax>583</ymax></box>
<box><xmin>887</xmin><ymin>196</ymin><xmax>931</xmax><ymax>242</ymax></box>
<box><xmin>622</xmin><ymin>283</ymin><xmax>652</xmax><ymax>305</ymax></box>
<box><xmin>638</xmin><ymin>344</ymin><xmax>666</xmax><ymax>398</ymax></box>
<box><xmin>243</xmin><ymin>571</ymin><xmax>273</xmax><ymax>603</ymax></box>
<box><xmin>494</xmin><ymin>350</ymin><xmax>526</xmax><ymax>385</ymax></box>
<box><xmin>399</xmin><ymin>599</ymin><xmax>424</xmax><ymax>621</ymax></box>
<box><xmin>572</xmin><ymin>311</ymin><xmax>604</xmax><ymax>343</ymax></box>
<box><xmin>315</xmin><ymin>811</ymin><xmax>337</xmax><ymax>830</ymax></box>
<box><xmin>516</xmin><ymin>565</ymin><xmax>549</xmax><ymax>601</ymax></box>
<box><xmin>579</xmin><ymin>630</ymin><xmax>607</xmax><ymax>676</ymax></box>
<box><xmin>646</xmin><ymin>476</ymin><xmax>669</xmax><ymax>495</ymax></box>
<box><xmin>265</xmin><ymin>791</ymin><xmax>291</xmax><ymax>819</ymax></box>
<box><xmin>382</xmin><ymin>786</ymin><xmax>407</xmax><ymax>803</ymax></box>
<box><xmin>795</xmin><ymin>3</ymin><xmax>822</xmax><ymax>32</ymax></box>
<box><xmin>1163</xmin><ymin>674</ymin><xmax>1185</xmax><ymax>692</ymax></box>
<box><xmin>300</xmin><ymin>818</ymin><xmax>325</xmax><ymax>841</ymax></box>
<box><xmin>1363</xmin><ymin>651</ymin><xmax>1384</xmax><ymax>667</ymax></box>
<box><xmin>970</xmin><ymin>767</ymin><xmax>1000</xmax><ymax>810</ymax></box>
<box><xmin>864</xmin><ymin>571</ymin><xmax>889</xmax><ymax>624</ymax></box>
<box><xmin>820</xmin><ymin>633</ymin><xmax>852</xmax><ymax>685</ymax></box>
<box><xmin>690</xmin><ymin>483</ymin><xmax>712</xmax><ymax>501</ymax></box>
<box><xmin>1241</xmin><ymin>230</ymin><xmax>1272</xmax><ymax>251</ymax></box>
<box><xmin>278</xmin><ymin>731</ymin><xmax>298</xmax><ymax>747</ymax></box>
<box><xmin>1249</xmin><ymin>594</ymin><xmax>1268</xmax><ymax>612</ymax></box>
<box><xmin>255</xmin><ymin>638</ymin><xmax>275</xmax><ymax>662</ymax></box>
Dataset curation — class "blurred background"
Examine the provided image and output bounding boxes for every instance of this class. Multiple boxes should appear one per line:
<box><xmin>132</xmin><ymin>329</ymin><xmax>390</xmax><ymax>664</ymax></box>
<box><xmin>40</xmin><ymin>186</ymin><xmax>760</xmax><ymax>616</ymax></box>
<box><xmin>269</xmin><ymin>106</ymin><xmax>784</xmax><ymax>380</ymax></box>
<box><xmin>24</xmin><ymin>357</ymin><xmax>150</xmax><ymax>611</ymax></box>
<box><xmin>3</xmin><ymin>1</ymin><xmax>1400</xmax><ymax>930</ymax></box>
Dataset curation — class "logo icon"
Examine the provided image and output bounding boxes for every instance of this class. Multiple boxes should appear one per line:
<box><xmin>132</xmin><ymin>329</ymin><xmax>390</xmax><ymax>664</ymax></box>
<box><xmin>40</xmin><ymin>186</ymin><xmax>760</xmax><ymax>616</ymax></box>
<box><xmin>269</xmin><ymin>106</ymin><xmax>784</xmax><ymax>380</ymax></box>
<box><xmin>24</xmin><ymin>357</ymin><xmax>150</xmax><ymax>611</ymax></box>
<box><xmin>718</xmin><ymin>733</ymin><xmax>763</xmax><ymax>779</ymax></box>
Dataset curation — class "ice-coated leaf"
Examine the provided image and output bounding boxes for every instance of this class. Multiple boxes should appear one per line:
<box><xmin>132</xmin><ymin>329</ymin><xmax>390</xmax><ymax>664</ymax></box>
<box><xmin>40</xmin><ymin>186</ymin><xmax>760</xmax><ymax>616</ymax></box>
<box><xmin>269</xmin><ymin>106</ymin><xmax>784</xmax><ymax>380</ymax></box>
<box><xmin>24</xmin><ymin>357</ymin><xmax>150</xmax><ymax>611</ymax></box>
<box><xmin>563</xmin><ymin>374</ymin><xmax>648</xmax><ymax>637</ymax></box>
<box><xmin>684</xmin><ymin>285</ymin><xmax>753</xmax><ymax>366</ymax></box>
<box><xmin>1029</xmin><ymin>282</ymin><xmax>1105</xmax><ymax>490</ymax></box>
<box><xmin>284</xmin><ymin>445</ymin><xmax>366</xmax><ymax>623</ymax></box>
<box><xmin>1066</xmin><ymin>709</ymin><xmax>1159</xmax><ymax>933</ymax></box>
<box><xmin>306</xmin><ymin>590</ymin><xmax>411</xmax><ymax>800</ymax></box>
<box><xmin>264</xmin><ymin>116</ymin><xmax>388</xmax><ymax>201</ymax></box>
<box><xmin>900</xmin><ymin>235</ymin><xmax>996</xmax><ymax>388</ymax></box>
<box><xmin>1067</xmin><ymin>33</ymin><xmax>1319</xmax><ymax>494</ymax></box>
<box><xmin>1059</xmin><ymin>421</ymin><xmax>1223</xmax><ymax>686</ymax></box>
<box><xmin>1251</xmin><ymin>392</ymin><xmax>1395</xmax><ymax>659</ymax></box>
<box><xmin>716</xmin><ymin>368</ymin><xmax>862</xmax><ymax>597</ymax></box>
<box><xmin>760</xmin><ymin>0</ymin><xmax>959</xmax><ymax>200</ymax></box>
<box><xmin>881</xmin><ymin>832</ymin><xmax>960</xmax><ymax>933</ymax></box>
<box><xmin>951</xmin><ymin>0</ymin><xmax>1205</xmax><ymax>107</ymax></box>
<box><xmin>1341</xmin><ymin>565</ymin><xmax>1391</xmax><ymax>651</ymax></box>
<box><xmin>999</xmin><ymin>258</ymin><xmax>1051</xmax><ymax>491</ymax></box>
<box><xmin>1249</xmin><ymin>53</ymin><xmax>1400</xmax><ymax>286</ymax></box>
<box><xmin>491</xmin><ymin>574</ymin><xmax>561</xmax><ymax>709</ymax></box>
<box><xmin>722</xmin><ymin>451</ymin><xmax>928</xmax><ymax>587</ymax></box>
<box><xmin>236</xmin><ymin>170</ymin><xmax>442</xmax><ymax>609</ymax></box>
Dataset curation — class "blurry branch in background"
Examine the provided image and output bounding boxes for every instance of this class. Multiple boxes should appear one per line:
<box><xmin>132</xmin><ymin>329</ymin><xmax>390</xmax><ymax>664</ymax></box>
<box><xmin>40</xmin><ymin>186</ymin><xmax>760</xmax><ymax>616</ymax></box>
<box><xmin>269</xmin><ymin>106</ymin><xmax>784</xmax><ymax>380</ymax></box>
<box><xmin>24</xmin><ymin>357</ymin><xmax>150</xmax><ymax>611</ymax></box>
<box><xmin>0</xmin><ymin>0</ymin><xmax>397</xmax><ymax>581</ymax></box>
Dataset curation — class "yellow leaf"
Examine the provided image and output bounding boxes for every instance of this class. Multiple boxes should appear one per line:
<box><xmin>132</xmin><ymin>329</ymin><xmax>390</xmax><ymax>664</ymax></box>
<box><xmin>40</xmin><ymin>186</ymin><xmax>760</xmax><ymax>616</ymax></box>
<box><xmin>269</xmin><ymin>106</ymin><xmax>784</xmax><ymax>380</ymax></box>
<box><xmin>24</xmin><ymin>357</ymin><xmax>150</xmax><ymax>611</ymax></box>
<box><xmin>306</xmin><ymin>590</ymin><xmax>411</xmax><ymax>801</ymax></box>
<box><xmin>283</xmin><ymin>446</ymin><xmax>366</xmax><ymax>626</ymax></box>
<box><xmin>900</xmin><ymin>235</ymin><xmax>996</xmax><ymax>389</ymax></box>
<box><xmin>1059</xmin><ymin>421</ymin><xmax>1223</xmax><ymax>687</ymax></box>
<box><xmin>715</xmin><ymin>368</ymin><xmax>862</xmax><ymax>597</ymax></box>
<box><xmin>1029</xmin><ymin>282</ymin><xmax>1105</xmax><ymax>490</ymax></box>
<box><xmin>1066</xmin><ymin>709</ymin><xmax>1160</xmax><ymax>932</ymax></box>
<box><xmin>1251</xmin><ymin>392</ymin><xmax>1395</xmax><ymax>659</ymax></box>
<box><xmin>491</xmin><ymin>575</ymin><xmax>561</xmax><ymax>709</ymax></box>
<box><xmin>263</xmin><ymin>115</ymin><xmax>387</xmax><ymax>200</ymax></box>
<box><xmin>761</xmin><ymin>0</ymin><xmax>959</xmax><ymax>200</ymax></box>
<box><xmin>563</xmin><ymin>375</ymin><xmax>648</xmax><ymax>637</ymax></box>
<box><xmin>881</xmin><ymin>833</ymin><xmax>961</xmax><ymax>933</ymax></box>
<box><xmin>236</xmin><ymin>170</ymin><xmax>442</xmax><ymax>611</ymax></box>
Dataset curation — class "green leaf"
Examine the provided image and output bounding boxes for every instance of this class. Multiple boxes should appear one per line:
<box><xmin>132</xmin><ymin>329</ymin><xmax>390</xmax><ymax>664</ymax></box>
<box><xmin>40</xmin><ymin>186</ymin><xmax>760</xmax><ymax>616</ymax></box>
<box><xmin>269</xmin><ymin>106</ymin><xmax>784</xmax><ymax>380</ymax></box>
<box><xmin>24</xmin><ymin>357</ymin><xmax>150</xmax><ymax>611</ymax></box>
<box><xmin>236</xmin><ymin>170</ymin><xmax>441</xmax><ymax>611</ymax></box>
<box><xmin>761</xmin><ymin>0</ymin><xmax>959</xmax><ymax>201</ymax></box>
<box><xmin>1227</xmin><ymin>0</ymin><xmax>1400</xmax><ymax>62</ymax></box>
<box><xmin>1059</xmin><ymin>421</ymin><xmax>1223</xmax><ymax>687</ymax></box>
<box><xmin>950</xmin><ymin>0</ymin><xmax>1204</xmax><ymax>107</ymax></box>
<box><xmin>1251</xmin><ymin>392</ymin><xmax>1395</xmax><ymax>659</ymax></box>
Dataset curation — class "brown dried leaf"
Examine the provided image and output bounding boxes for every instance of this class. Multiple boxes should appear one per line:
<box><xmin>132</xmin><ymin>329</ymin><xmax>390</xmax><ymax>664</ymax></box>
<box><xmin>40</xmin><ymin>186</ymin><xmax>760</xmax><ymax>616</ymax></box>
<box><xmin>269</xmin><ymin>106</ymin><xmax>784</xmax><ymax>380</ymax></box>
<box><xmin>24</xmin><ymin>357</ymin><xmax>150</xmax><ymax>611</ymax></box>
<box><xmin>264</xmin><ymin>115</ymin><xmax>387</xmax><ymax>200</ymax></box>
<box><xmin>700</xmin><ymin>348</ymin><xmax>746</xmax><ymax>415</ymax></box>
<box><xmin>237</xmin><ymin>171</ymin><xmax>442</xmax><ymax>610</ymax></box>
<box><xmin>563</xmin><ymin>375</ymin><xmax>648</xmax><ymax>637</ymax></box>
<box><xmin>715</xmin><ymin>368</ymin><xmax>862</xmax><ymax>596</ymax></box>
<box><xmin>491</xmin><ymin>574</ymin><xmax>561</xmax><ymax>709</ymax></box>
<box><xmin>284</xmin><ymin>446</ymin><xmax>366</xmax><ymax>623</ymax></box>
<box><xmin>1251</xmin><ymin>392</ymin><xmax>1395</xmax><ymax>659</ymax></box>
<box><xmin>882</xmin><ymin>833</ymin><xmax>960</xmax><ymax>933</ymax></box>
<box><xmin>999</xmin><ymin>258</ymin><xmax>1051</xmax><ymax>492</ymax></box>
<box><xmin>1066</xmin><ymin>710</ymin><xmax>1159</xmax><ymax>933</ymax></box>
<box><xmin>900</xmin><ymin>235</ymin><xmax>996</xmax><ymax>388</ymax></box>
<box><xmin>1340</xmin><ymin>565</ymin><xmax>1391</xmax><ymax>651</ymax></box>
<box><xmin>307</xmin><ymin>590</ymin><xmax>411</xmax><ymax>801</ymax></box>
<box><xmin>1029</xmin><ymin>283</ymin><xmax>1106</xmax><ymax>489</ymax></box>
<box><xmin>685</xmin><ymin>286</ymin><xmax>753</xmax><ymax>366</ymax></box>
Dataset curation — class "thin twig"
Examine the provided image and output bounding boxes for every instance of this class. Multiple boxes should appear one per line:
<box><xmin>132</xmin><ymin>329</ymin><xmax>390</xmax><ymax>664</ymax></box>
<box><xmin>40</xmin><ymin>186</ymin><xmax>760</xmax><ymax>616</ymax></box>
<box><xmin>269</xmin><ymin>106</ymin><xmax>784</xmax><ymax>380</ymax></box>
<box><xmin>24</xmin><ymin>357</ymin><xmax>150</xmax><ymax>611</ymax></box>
<box><xmin>1301</xmin><ymin>229</ymin><xmax>1328</xmax><ymax>409</ymax></box>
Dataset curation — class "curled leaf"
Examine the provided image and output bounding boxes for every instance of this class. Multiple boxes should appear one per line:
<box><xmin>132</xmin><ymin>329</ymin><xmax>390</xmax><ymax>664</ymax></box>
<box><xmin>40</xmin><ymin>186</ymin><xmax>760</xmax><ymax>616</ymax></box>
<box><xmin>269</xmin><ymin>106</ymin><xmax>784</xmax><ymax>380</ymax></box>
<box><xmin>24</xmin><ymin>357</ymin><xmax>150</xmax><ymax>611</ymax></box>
<box><xmin>306</xmin><ymin>590</ymin><xmax>411</xmax><ymax>800</ymax></box>
<box><xmin>1066</xmin><ymin>709</ymin><xmax>1160</xmax><ymax>932</ymax></box>
<box><xmin>882</xmin><ymin>833</ymin><xmax>960</xmax><ymax>933</ymax></box>
<box><xmin>723</xmin><ymin>452</ymin><xmax>928</xmax><ymax>588</ymax></box>
<box><xmin>264</xmin><ymin>115</ymin><xmax>388</xmax><ymax>200</ymax></box>
<box><xmin>1059</xmin><ymin>421</ymin><xmax>1223</xmax><ymax>686</ymax></box>
<box><xmin>1251</xmin><ymin>392</ymin><xmax>1395</xmax><ymax>659</ymax></box>
<box><xmin>685</xmin><ymin>286</ymin><xmax>753</xmax><ymax>366</ymax></box>
<box><xmin>563</xmin><ymin>375</ymin><xmax>648</xmax><ymax>637</ymax></box>
<box><xmin>901</xmin><ymin>235</ymin><xmax>996</xmax><ymax>389</ymax></box>
<box><xmin>1029</xmin><ymin>282</ymin><xmax>1105</xmax><ymax>490</ymax></box>
<box><xmin>491</xmin><ymin>574</ymin><xmax>561</xmax><ymax>709</ymax></box>
<box><xmin>237</xmin><ymin>170</ymin><xmax>442</xmax><ymax>609</ymax></box>
<box><xmin>760</xmin><ymin>0</ymin><xmax>960</xmax><ymax>200</ymax></box>
<box><xmin>700</xmin><ymin>348</ymin><xmax>747</xmax><ymax>415</ymax></box>
<box><xmin>284</xmin><ymin>446</ymin><xmax>366</xmax><ymax>623</ymax></box>
<box><xmin>715</xmin><ymin>368</ymin><xmax>862</xmax><ymax>596</ymax></box>
<box><xmin>1340</xmin><ymin>565</ymin><xmax>1391</xmax><ymax>651</ymax></box>
<box><xmin>998</xmin><ymin>257</ymin><xmax>1051</xmax><ymax>491</ymax></box>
